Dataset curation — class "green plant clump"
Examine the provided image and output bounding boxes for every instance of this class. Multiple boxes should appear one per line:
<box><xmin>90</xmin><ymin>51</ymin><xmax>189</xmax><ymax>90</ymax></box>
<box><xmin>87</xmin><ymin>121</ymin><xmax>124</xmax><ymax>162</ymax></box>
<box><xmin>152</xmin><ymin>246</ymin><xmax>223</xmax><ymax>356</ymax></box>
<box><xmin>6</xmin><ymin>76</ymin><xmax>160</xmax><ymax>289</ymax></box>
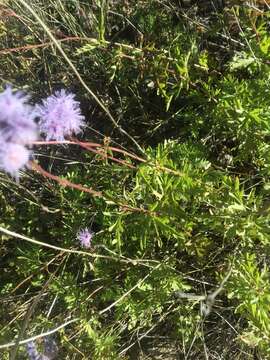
<box><xmin>1</xmin><ymin>1</ymin><xmax>270</xmax><ymax>359</ymax></box>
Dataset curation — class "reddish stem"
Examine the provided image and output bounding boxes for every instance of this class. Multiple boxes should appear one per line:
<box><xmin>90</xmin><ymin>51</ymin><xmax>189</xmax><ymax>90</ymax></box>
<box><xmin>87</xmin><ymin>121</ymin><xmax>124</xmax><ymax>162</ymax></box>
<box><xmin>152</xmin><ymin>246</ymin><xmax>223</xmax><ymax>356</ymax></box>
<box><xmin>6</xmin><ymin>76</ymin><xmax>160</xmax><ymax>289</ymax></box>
<box><xmin>30</xmin><ymin>161</ymin><xmax>155</xmax><ymax>216</ymax></box>
<box><xmin>0</xmin><ymin>36</ymin><xmax>83</xmax><ymax>55</ymax></box>
<box><xmin>33</xmin><ymin>139</ymin><xmax>145</xmax><ymax>166</ymax></box>
<box><xmin>30</xmin><ymin>161</ymin><xmax>102</xmax><ymax>198</ymax></box>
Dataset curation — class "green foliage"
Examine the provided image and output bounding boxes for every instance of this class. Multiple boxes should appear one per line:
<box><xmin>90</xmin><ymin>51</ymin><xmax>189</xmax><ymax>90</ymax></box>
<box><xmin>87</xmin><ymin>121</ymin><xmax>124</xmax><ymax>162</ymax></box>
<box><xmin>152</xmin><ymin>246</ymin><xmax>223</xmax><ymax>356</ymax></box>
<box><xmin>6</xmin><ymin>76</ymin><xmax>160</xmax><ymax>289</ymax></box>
<box><xmin>1</xmin><ymin>1</ymin><xmax>270</xmax><ymax>359</ymax></box>
<box><xmin>227</xmin><ymin>254</ymin><xmax>270</xmax><ymax>354</ymax></box>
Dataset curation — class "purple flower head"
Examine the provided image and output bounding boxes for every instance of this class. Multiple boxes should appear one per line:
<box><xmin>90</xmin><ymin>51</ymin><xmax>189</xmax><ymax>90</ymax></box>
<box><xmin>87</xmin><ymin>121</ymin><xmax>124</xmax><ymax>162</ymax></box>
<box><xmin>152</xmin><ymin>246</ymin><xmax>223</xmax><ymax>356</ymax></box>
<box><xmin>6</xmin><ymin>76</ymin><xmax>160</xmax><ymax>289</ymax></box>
<box><xmin>0</xmin><ymin>142</ymin><xmax>30</xmax><ymax>177</ymax></box>
<box><xmin>36</xmin><ymin>89</ymin><xmax>85</xmax><ymax>141</ymax></box>
<box><xmin>0</xmin><ymin>86</ymin><xmax>28</xmax><ymax>123</ymax></box>
<box><xmin>77</xmin><ymin>228</ymin><xmax>93</xmax><ymax>248</ymax></box>
<box><xmin>26</xmin><ymin>339</ymin><xmax>57</xmax><ymax>360</ymax></box>
<box><xmin>26</xmin><ymin>341</ymin><xmax>40</xmax><ymax>360</ymax></box>
<box><xmin>0</xmin><ymin>86</ymin><xmax>37</xmax><ymax>145</ymax></box>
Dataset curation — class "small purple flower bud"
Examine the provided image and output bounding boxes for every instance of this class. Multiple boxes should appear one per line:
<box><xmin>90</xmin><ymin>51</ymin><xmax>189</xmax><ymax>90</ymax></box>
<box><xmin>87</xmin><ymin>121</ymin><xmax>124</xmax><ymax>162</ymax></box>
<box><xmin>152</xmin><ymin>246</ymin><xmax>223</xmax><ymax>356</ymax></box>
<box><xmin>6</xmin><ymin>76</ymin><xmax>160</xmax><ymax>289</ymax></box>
<box><xmin>36</xmin><ymin>89</ymin><xmax>85</xmax><ymax>141</ymax></box>
<box><xmin>77</xmin><ymin>228</ymin><xmax>93</xmax><ymax>248</ymax></box>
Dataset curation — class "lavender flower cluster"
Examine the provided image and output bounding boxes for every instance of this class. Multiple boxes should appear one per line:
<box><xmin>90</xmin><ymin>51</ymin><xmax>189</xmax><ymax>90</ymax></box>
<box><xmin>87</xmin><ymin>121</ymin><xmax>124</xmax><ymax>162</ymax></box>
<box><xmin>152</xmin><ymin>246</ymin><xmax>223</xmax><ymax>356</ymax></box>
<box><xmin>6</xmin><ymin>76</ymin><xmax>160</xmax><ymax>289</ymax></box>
<box><xmin>0</xmin><ymin>87</ymin><xmax>37</xmax><ymax>178</ymax></box>
<box><xmin>77</xmin><ymin>227</ymin><xmax>93</xmax><ymax>248</ymax></box>
<box><xmin>26</xmin><ymin>337</ymin><xmax>58</xmax><ymax>360</ymax></box>
<box><xmin>0</xmin><ymin>86</ymin><xmax>94</xmax><ymax>249</ymax></box>
<box><xmin>36</xmin><ymin>89</ymin><xmax>85</xmax><ymax>141</ymax></box>
<box><xmin>0</xmin><ymin>86</ymin><xmax>85</xmax><ymax>178</ymax></box>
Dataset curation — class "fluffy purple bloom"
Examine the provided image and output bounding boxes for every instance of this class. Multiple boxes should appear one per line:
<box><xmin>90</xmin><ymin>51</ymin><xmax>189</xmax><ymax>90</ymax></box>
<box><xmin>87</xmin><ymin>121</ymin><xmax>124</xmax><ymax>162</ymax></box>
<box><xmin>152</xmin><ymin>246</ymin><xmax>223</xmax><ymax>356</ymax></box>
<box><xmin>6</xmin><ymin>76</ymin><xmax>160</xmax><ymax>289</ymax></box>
<box><xmin>36</xmin><ymin>89</ymin><xmax>85</xmax><ymax>141</ymax></box>
<box><xmin>77</xmin><ymin>228</ymin><xmax>93</xmax><ymax>248</ymax></box>
<box><xmin>0</xmin><ymin>86</ymin><xmax>37</xmax><ymax>178</ymax></box>
<box><xmin>0</xmin><ymin>142</ymin><xmax>30</xmax><ymax>177</ymax></box>
<box><xmin>0</xmin><ymin>86</ymin><xmax>37</xmax><ymax>145</ymax></box>
<box><xmin>0</xmin><ymin>86</ymin><xmax>28</xmax><ymax>123</ymax></box>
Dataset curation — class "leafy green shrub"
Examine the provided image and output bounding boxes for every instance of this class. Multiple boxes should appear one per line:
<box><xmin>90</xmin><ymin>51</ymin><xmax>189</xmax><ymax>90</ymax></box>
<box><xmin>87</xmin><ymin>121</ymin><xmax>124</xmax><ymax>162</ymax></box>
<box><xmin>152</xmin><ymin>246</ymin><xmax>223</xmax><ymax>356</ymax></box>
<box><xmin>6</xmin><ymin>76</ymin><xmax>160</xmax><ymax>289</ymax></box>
<box><xmin>1</xmin><ymin>1</ymin><xmax>270</xmax><ymax>359</ymax></box>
